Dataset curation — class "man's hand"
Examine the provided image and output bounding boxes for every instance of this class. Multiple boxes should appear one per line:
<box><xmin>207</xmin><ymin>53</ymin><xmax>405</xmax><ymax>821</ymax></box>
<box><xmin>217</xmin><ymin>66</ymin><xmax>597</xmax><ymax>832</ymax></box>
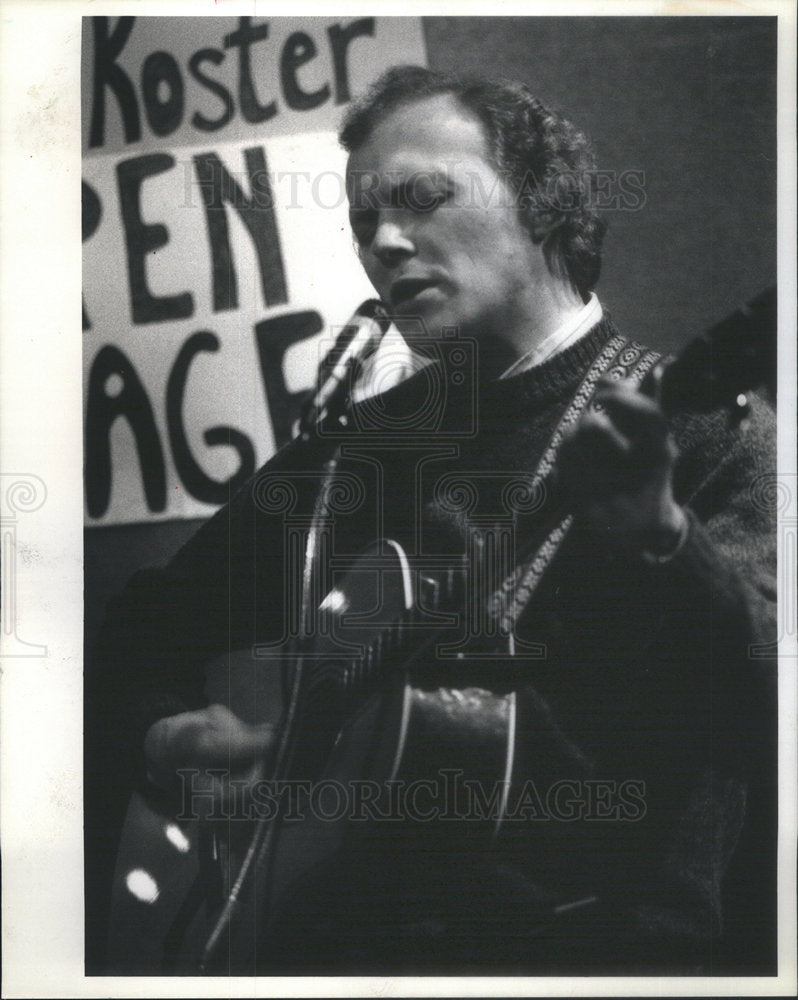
<box><xmin>556</xmin><ymin>376</ymin><xmax>688</xmax><ymax>556</ymax></box>
<box><xmin>143</xmin><ymin>704</ymin><xmax>276</xmax><ymax>816</ymax></box>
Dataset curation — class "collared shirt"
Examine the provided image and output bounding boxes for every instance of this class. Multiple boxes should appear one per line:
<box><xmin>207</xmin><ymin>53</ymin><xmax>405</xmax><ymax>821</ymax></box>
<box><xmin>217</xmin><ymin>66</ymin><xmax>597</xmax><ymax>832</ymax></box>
<box><xmin>354</xmin><ymin>292</ymin><xmax>603</xmax><ymax>401</ymax></box>
<box><xmin>499</xmin><ymin>292</ymin><xmax>603</xmax><ymax>379</ymax></box>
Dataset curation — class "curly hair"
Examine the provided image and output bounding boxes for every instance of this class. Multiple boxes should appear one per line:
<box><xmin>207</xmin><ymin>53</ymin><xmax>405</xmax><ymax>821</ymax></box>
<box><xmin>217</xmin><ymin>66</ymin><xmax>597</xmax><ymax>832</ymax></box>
<box><xmin>340</xmin><ymin>65</ymin><xmax>606</xmax><ymax>296</ymax></box>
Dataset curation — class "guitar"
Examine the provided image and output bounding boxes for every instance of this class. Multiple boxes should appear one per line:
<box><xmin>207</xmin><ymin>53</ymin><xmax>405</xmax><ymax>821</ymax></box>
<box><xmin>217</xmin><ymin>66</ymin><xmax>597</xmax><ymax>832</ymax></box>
<box><xmin>108</xmin><ymin>538</ymin><xmax>519</xmax><ymax>974</ymax></box>
<box><xmin>106</xmin><ymin>287</ymin><xmax>776</xmax><ymax>974</ymax></box>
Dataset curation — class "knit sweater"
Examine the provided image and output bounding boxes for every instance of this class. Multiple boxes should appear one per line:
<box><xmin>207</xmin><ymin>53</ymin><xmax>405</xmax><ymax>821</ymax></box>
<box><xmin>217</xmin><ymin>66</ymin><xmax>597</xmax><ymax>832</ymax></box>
<box><xmin>92</xmin><ymin>317</ymin><xmax>777</xmax><ymax>973</ymax></box>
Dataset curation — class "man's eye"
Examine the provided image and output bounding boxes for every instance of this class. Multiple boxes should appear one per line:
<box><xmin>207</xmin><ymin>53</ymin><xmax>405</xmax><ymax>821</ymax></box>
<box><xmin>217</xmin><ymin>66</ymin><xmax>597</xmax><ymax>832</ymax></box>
<box><xmin>415</xmin><ymin>190</ymin><xmax>447</xmax><ymax>213</ymax></box>
<box><xmin>404</xmin><ymin>185</ymin><xmax>448</xmax><ymax>214</ymax></box>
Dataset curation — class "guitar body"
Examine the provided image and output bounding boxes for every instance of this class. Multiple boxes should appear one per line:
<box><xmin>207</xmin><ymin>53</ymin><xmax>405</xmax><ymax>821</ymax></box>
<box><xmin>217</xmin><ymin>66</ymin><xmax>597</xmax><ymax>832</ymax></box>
<box><xmin>107</xmin><ymin>539</ymin><xmax>516</xmax><ymax>974</ymax></box>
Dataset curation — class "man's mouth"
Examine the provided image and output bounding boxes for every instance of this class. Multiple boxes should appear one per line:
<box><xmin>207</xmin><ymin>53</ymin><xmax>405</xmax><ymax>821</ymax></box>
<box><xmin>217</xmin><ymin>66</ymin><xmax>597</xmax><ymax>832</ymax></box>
<box><xmin>389</xmin><ymin>277</ymin><xmax>441</xmax><ymax>307</ymax></box>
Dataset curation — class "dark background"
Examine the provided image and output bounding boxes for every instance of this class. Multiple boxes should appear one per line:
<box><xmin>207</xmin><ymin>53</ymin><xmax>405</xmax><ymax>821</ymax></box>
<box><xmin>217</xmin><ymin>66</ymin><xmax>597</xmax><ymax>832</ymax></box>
<box><xmin>84</xmin><ymin>16</ymin><xmax>778</xmax><ymax>971</ymax></box>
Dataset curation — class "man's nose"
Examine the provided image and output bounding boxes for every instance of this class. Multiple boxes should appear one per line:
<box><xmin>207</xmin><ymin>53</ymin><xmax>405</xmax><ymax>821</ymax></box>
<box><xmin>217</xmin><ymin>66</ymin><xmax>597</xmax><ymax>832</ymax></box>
<box><xmin>372</xmin><ymin>216</ymin><xmax>415</xmax><ymax>267</ymax></box>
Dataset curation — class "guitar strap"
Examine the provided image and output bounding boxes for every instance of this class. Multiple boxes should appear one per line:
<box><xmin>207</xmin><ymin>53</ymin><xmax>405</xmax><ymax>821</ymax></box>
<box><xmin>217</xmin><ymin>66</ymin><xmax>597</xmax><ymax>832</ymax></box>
<box><xmin>488</xmin><ymin>336</ymin><xmax>662</xmax><ymax>638</ymax></box>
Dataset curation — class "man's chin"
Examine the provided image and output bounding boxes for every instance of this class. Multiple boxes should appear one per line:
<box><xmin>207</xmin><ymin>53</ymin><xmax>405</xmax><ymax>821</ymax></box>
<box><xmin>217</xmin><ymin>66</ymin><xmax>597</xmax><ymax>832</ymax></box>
<box><xmin>389</xmin><ymin>304</ymin><xmax>463</xmax><ymax>350</ymax></box>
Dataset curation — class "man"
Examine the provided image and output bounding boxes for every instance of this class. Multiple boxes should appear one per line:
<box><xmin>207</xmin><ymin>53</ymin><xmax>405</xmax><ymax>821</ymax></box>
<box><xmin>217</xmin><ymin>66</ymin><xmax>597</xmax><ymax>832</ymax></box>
<box><xmin>94</xmin><ymin>66</ymin><xmax>776</xmax><ymax>974</ymax></box>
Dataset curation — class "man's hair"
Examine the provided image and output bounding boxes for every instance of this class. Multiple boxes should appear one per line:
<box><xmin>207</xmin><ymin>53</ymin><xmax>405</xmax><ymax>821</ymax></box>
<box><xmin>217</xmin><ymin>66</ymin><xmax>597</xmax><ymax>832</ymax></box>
<box><xmin>340</xmin><ymin>65</ymin><xmax>607</xmax><ymax>297</ymax></box>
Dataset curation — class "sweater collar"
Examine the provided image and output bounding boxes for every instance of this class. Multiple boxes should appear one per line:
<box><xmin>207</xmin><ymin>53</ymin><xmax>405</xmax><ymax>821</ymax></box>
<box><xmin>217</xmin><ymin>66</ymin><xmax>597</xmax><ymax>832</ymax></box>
<box><xmin>498</xmin><ymin>293</ymin><xmax>604</xmax><ymax>379</ymax></box>
<box><xmin>482</xmin><ymin>315</ymin><xmax>622</xmax><ymax>409</ymax></box>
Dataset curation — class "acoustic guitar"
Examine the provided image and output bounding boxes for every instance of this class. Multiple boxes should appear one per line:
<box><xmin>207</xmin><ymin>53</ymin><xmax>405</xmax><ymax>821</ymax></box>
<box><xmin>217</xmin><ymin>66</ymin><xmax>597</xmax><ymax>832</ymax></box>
<box><xmin>105</xmin><ymin>287</ymin><xmax>776</xmax><ymax>974</ymax></box>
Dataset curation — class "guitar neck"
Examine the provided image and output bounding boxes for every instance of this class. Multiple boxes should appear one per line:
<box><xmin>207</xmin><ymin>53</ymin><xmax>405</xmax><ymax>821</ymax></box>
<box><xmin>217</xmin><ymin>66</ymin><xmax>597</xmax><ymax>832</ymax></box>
<box><xmin>656</xmin><ymin>285</ymin><xmax>776</xmax><ymax>418</ymax></box>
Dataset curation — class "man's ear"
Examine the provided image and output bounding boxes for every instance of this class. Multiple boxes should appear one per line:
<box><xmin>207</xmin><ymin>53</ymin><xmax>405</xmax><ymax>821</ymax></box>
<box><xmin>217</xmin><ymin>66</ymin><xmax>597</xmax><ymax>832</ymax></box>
<box><xmin>528</xmin><ymin>209</ymin><xmax>561</xmax><ymax>243</ymax></box>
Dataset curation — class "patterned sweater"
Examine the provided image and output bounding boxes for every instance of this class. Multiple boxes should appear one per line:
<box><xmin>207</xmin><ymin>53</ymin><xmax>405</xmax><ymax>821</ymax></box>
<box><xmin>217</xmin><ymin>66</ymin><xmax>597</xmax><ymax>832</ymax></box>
<box><xmin>92</xmin><ymin>317</ymin><xmax>777</xmax><ymax>973</ymax></box>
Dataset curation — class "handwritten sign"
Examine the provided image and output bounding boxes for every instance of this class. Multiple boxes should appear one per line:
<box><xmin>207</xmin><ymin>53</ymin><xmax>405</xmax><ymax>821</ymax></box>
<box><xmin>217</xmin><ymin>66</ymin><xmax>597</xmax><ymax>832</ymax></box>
<box><xmin>82</xmin><ymin>15</ymin><xmax>426</xmax><ymax>523</ymax></box>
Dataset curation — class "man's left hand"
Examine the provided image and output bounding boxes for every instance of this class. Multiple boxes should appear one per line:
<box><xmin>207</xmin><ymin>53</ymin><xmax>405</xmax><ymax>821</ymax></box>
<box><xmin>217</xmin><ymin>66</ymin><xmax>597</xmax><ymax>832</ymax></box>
<box><xmin>556</xmin><ymin>376</ymin><xmax>688</xmax><ymax>556</ymax></box>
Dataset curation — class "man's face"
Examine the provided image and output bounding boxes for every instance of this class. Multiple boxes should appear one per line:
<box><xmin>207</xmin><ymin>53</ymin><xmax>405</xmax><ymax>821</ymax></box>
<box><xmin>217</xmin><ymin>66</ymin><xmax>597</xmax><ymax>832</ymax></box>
<box><xmin>346</xmin><ymin>94</ymin><xmax>543</xmax><ymax>348</ymax></box>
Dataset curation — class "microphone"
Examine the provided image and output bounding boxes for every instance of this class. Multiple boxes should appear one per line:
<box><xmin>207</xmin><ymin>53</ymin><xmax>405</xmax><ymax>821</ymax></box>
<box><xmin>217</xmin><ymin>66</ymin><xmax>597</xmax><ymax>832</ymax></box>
<box><xmin>298</xmin><ymin>299</ymin><xmax>390</xmax><ymax>437</ymax></box>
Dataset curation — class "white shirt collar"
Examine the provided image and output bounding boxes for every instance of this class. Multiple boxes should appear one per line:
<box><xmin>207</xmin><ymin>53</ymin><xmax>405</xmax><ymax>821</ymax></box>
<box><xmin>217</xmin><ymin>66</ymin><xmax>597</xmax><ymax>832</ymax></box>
<box><xmin>499</xmin><ymin>292</ymin><xmax>603</xmax><ymax>379</ymax></box>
